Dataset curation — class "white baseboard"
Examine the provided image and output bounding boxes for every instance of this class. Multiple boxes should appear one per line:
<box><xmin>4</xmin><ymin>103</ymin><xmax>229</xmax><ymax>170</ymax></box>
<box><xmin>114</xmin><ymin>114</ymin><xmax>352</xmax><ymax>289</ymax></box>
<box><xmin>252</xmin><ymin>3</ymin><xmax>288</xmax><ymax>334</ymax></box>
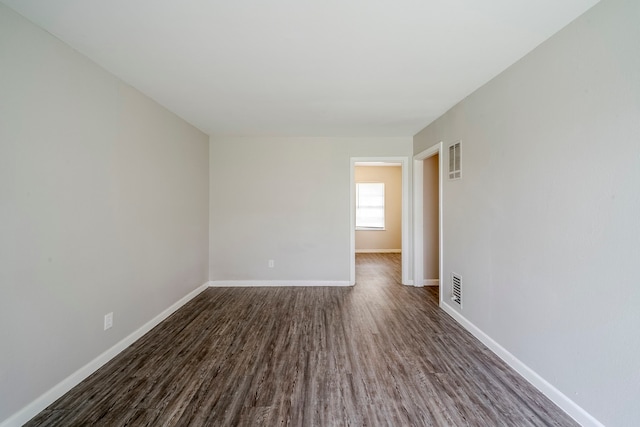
<box><xmin>439</xmin><ymin>302</ymin><xmax>604</xmax><ymax>427</ymax></box>
<box><xmin>0</xmin><ymin>282</ymin><xmax>209</xmax><ymax>427</ymax></box>
<box><xmin>355</xmin><ymin>249</ymin><xmax>401</xmax><ymax>253</ymax></box>
<box><xmin>424</xmin><ymin>279</ymin><xmax>439</xmax><ymax>287</ymax></box>
<box><xmin>208</xmin><ymin>280</ymin><xmax>351</xmax><ymax>287</ymax></box>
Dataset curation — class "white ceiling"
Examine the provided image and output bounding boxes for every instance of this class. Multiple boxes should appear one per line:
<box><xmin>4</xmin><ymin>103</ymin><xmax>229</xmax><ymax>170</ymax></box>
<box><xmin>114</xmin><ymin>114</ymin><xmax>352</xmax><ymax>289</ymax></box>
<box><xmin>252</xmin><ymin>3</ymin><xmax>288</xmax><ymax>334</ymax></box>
<box><xmin>2</xmin><ymin>0</ymin><xmax>598</xmax><ymax>137</ymax></box>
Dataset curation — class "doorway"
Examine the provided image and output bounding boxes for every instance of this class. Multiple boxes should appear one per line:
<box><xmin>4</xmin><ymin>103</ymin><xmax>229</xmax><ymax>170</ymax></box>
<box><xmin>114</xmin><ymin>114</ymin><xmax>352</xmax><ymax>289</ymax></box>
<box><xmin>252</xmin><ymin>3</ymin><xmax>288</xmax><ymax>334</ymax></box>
<box><xmin>350</xmin><ymin>157</ymin><xmax>410</xmax><ymax>286</ymax></box>
<box><xmin>413</xmin><ymin>143</ymin><xmax>443</xmax><ymax>305</ymax></box>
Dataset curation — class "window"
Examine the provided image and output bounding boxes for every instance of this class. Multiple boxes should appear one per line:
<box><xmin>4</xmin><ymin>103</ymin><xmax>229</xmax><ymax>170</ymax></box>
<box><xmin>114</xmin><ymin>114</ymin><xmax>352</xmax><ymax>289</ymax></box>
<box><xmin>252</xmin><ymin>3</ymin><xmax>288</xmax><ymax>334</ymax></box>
<box><xmin>356</xmin><ymin>183</ymin><xmax>385</xmax><ymax>230</ymax></box>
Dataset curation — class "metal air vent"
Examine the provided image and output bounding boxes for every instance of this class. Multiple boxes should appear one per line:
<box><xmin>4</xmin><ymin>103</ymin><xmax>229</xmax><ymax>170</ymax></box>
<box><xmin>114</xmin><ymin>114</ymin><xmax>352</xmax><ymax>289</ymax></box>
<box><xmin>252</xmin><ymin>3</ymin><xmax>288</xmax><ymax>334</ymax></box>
<box><xmin>451</xmin><ymin>273</ymin><xmax>461</xmax><ymax>306</ymax></box>
<box><xmin>449</xmin><ymin>142</ymin><xmax>461</xmax><ymax>180</ymax></box>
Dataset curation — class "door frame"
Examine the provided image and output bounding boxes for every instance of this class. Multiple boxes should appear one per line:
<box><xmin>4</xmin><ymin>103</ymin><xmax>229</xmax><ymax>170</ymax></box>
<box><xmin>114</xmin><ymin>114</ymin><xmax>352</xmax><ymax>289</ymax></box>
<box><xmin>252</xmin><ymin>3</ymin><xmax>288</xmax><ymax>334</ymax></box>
<box><xmin>413</xmin><ymin>142</ymin><xmax>444</xmax><ymax>305</ymax></box>
<box><xmin>350</xmin><ymin>157</ymin><xmax>410</xmax><ymax>286</ymax></box>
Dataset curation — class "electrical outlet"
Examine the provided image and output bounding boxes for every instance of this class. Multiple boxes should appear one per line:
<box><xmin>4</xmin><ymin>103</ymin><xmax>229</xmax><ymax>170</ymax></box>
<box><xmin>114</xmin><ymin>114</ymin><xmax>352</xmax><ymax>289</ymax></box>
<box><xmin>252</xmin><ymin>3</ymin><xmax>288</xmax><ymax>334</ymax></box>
<box><xmin>104</xmin><ymin>312</ymin><xmax>113</xmax><ymax>330</ymax></box>
<box><xmin>268</xmin><ymin>259</ymin><xmax>274</xmax><ymax>268</ymax></box>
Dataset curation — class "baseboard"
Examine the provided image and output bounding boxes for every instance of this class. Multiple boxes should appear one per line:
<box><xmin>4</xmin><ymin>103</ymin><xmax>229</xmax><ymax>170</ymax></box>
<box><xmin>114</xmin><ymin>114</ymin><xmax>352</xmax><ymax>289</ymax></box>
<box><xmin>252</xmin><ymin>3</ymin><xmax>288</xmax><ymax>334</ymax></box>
<box><xmin>355</xmin><ymin>249</ymin><xmax>401</xmax><ymax>253</ymax></box>
<box><xmin>439</xmin><ymin>302</ymin><xmax>604</xmax><ymax>427</ymax></box>
<box><xmin>0</xmin><ymin>282</ymin><xmax>209</xmax><ymax>427</ymax></box>
<box><xmin>208</xmin><ymin>280</ymin><xmax>351</xmax><ymax>287</ymax></box>
<box><xmin>424</xmin><ymin>279</ymin><xmax>439</xmax><ymax>287</ymax></box>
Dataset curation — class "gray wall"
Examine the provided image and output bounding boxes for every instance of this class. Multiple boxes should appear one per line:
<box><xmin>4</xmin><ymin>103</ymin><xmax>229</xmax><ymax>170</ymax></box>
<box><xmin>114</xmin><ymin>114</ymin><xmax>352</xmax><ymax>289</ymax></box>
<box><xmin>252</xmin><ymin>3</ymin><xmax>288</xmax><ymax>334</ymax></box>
<box><xmin>209</xmin><ymin>137</ymin><xmax>412</xmax><ymax>282</ymax></box>
<box><xmin>0</xmin><ymin>5</ymin><xmax>209</xmax><ymax>421</ymax></box>
<box><xmin>422</xmin><ymin>155</ymin><xmax>439</xmax><ymax>280</ymax></box>
<box><xmin>414</xmin><ymin>0</ymin><xmax>640</xmax><ymax>425</ymax></box>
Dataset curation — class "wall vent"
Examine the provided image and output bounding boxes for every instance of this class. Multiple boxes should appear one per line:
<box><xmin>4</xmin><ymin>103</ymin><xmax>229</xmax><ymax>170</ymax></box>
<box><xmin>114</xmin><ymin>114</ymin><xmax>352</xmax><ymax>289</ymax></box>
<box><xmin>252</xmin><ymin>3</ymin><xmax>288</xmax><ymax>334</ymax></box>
<box><xmin>451</xmin><ymin>273</ymin><xmax>462</xmax><ymax>306</ymax></box>
<box><xmin>448</xmin><ymin>141</ymin><xmax>461</xmax><ymax>180</ymax></box>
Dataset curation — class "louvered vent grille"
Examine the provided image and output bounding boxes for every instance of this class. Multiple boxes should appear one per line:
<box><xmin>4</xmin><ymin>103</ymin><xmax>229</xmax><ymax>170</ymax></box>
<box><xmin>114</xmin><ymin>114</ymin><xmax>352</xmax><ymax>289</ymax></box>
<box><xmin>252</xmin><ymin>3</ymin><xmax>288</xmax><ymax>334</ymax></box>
<box><xmin>451</xmin><ymin>273</ymin><xmax>461</xmax><ymax>306</ymax></box>
<box><xmin>449</xmin><ymin>142</ymin><xmax>461</xmax><ymax>180</ymax></box>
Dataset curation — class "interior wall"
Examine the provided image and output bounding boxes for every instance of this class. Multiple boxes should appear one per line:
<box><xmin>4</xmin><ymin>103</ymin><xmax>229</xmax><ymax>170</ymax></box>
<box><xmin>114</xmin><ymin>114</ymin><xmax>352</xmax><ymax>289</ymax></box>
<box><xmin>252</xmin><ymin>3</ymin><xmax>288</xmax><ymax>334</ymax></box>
<box><xmin>413</xmin><ymin>0</ymin><xmax>640</xmax><ymax>425</ymax></box>
<box><xmin>422</xmin><ymin>155</ymin><xmax>439</xmax><ymax>280</ymax></box>
<box><xmin>209</xmin><ymin>137</ymin><xmax>412</xmax><ymax>282</ymax></box>
<box><xmin>0</xmin><ymin>5</ymin><xmax>209</xmax><ymax>422</ymax></box>
<box><xmin>354</xmin><ymin>166</ymin><xmax>402</xmax><ymax>252</ymax></box>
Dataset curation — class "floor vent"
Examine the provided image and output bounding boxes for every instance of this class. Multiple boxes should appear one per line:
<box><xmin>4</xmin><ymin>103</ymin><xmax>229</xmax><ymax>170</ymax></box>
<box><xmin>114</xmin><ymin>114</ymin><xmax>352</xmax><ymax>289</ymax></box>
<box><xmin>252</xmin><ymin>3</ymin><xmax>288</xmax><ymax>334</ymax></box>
<box><xmin>451</xmin><ymin>273</ymin><xmax>462</xmax><ymax>306</ymax></box>
<box><xmin>448</xmin><ymin>141</ymin><xmax>461</xmax><ymax>180</ymax></box>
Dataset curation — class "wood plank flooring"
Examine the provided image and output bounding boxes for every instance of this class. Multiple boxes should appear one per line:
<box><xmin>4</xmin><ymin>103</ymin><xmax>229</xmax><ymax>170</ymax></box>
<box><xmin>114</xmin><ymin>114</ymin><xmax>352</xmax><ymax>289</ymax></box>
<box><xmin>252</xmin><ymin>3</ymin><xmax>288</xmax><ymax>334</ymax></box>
<box><xmin>26</xmin><ymin>254</ymin><xmax>577</xmax><ymax>426</ymax></box>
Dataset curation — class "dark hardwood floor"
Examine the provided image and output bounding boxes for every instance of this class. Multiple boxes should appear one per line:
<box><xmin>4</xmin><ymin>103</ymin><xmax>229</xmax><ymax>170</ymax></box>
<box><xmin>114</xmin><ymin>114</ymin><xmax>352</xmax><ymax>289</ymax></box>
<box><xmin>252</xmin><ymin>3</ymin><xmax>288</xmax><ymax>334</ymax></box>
<box><xmin>26</xmin><ymin>253</ymin><xmax>577</xmax><ymax>426</ymax></box>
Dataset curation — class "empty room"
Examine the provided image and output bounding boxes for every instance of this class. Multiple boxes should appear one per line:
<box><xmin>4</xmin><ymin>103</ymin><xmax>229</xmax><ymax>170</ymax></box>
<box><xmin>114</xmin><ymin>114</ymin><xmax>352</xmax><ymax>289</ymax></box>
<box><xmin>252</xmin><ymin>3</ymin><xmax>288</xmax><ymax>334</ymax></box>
<box><xmin>1</xmin><ymin>0</ymin><xmax>638</xmax><ymax>426</ymax></box>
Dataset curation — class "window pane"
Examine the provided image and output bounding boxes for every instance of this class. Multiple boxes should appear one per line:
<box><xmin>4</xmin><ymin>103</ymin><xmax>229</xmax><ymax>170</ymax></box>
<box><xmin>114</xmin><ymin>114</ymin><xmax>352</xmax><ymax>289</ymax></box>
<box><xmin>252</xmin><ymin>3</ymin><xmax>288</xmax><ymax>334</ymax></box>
<box><xmin>356</xmin><ymin>183</ymin><xmax>384</xmax><ymax>229</ymax></box>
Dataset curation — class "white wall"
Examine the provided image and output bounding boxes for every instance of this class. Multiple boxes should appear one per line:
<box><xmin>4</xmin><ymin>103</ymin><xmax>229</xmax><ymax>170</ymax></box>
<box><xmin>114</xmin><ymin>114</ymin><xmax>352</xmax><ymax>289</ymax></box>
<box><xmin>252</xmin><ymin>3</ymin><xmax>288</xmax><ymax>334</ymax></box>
<box><xmin>0</xmin><ymin>5</ymin><xmax>209</xmax><ymax>423</ymax></box>
<box><xmin>422</xmin><ymin>155</ymin><xmax>439</xmax><ymax>280</ymax></box>
<box><xmin>209</xmin><ymin>137</ymin><xmax>412</xmax><ymax>283</ymax></box>
<box><xmin>355</xmin><ymin>166</ymin><xmax>402</xmax><ymax>252</ymax></box>
<box><xmin>414</xmin><ymin>0</ymin><xmax>640</xmax><ymax>425</ymax></box>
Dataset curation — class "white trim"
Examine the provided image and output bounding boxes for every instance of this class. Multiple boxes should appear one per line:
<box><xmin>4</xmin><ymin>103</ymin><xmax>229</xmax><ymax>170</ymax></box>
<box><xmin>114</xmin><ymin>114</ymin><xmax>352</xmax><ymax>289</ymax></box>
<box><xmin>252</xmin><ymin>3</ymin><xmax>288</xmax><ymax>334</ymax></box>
<box><xmin>208</xmin><ymin>280</ymin><xmax>351</xmax><ymax>287</ymax></box>
<box><xmin>355</xmin><ymin>162</ymin><xmax>402</xmax><ymax>167</ymax></box>
<box><xmin>0</xmin><ymin>282</ymin><xmax>209</xmax><ymax>427</ymax></box>
<box><xmin>401</xmin><ymin>160</ymin><xmax>410</xmax><ymax>285</ymax></box>
<box><xmin>413</xmin><ymin>142</ymin><xmax>443</xmax><ymax>295</ymax></box>
<box><xmin>355</xmin><ymin>249</ymin><xmax>401</xmax><ymax>253</ymax></box>
<box><xmin>413</xmin><ymin>159</ymin><xmax>424</xmax><ymax>286</ymax></box>
<box><xmin>350</xmin><ymin>161</ymin><xmax>356</xmax><ymax>285</ymax></box>
<box><xmin>351</xmin><ymin>157</ymin><xmax>410</xmax><ymax>286</ymax></box>
<box><xmin>423</xmin><ymin>279</ymin><xmax>439</xmax><ymax>287</ymax></box>
<box><xmin>438</xmin><ymin>149</ymin><xmax>444</xmax><ymax>305</ymax></box>
<box><xmin>440</xmin><ymin>302</ymin><xmax>605</xmax><ymax>427</ymax></box>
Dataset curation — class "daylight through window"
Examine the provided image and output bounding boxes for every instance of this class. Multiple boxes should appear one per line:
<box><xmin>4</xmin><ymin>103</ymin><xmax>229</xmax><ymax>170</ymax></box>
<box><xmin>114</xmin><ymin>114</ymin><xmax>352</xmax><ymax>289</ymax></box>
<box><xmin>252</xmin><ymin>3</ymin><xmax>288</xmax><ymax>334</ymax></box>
<box><xmin>356</xmin><ymin>183</ymin><xmax>385</xmax><ymax>229</ymax></box>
